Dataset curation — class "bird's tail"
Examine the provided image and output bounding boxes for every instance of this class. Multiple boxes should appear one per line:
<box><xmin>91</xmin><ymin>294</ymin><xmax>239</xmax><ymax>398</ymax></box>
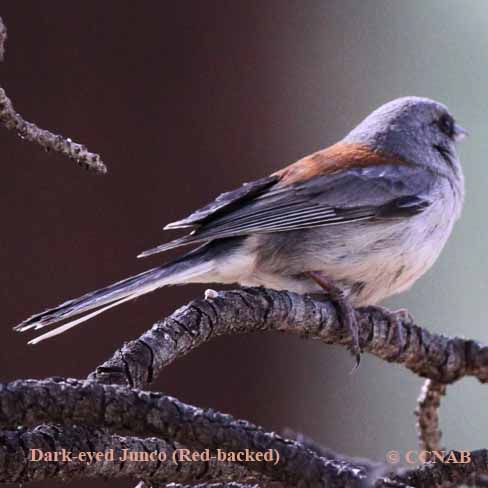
<box><xmin>13</xmin><ymin>246</ymin><xmax>216</xmax><ymax>345</ymax></box>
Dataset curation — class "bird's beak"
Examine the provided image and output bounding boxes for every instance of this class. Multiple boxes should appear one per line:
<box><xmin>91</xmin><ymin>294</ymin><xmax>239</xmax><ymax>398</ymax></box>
<box><xmin>454</xmin><ymin>123</ymin><xmax>469</xmax><ymax>142</ymax></box>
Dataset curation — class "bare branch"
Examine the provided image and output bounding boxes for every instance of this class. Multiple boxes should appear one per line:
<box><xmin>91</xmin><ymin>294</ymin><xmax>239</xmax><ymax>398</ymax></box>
<box><xmin>89</xmin><ymin>288</ymin><xmax>488</xmax><ymax>388</ymax></box>
<box><xmin>0</xmin><ymin>17</ymin><xmax>107</xmax><ymax>174</ymax></box>
<box><xmin>379</xmin><ymin>449</ymin><xmax>488</xmax><ymax>488</ymax></box>
<box><xmin>0</xmin><ymin>16</ymin><xmax>6</xmax><ymax>61</ymax></box>
<box><xmin>413</xmin><ymin>381</ymin><xmax>488</xmax><ymax>487</ymax></box>
<box><xmin>282</xmin><ymin>429</ymin><xmax>387</xmax><ymax>478</ymax></box>
<box><xmin>0</xmin><ymin>378</ymin><xmax>364</xmax><ymax>487</ymax></box>
<box><xmin>161</xmin><ymin>484</ymin><xmax>261</xmax><ymax>488</ymax></box>
<box><xmin>0</xmin><ymin>424</ymin><xmax>260</xmax><ymax>485</ymax></box>
<box><xmin>3</xmin><ymin>287</ymin><xmax>488</xmax><ymax>486</ymax></box>
<box><xmin>87</xmin><ymin>288</ymin><xmax>488</xmax><ymax>486</ymax></box>
<box><xmin>415</xmin><ymin>379</ymin><xmax>446</xmax><ymax>451</ymax></box>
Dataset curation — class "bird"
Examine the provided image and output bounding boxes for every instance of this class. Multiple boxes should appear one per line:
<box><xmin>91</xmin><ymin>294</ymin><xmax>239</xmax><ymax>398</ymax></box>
<box><xmin>14</xmin><ymin>96</ymin><xmax>468</xmax><ymax>364</ymax></box>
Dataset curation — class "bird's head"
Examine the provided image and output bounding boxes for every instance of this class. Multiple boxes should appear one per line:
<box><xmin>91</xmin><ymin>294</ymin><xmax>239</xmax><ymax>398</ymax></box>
<box><xmin>343</xmin><ymin>96</ymin><xmax>467</xmax><ymax>183</ymax></box>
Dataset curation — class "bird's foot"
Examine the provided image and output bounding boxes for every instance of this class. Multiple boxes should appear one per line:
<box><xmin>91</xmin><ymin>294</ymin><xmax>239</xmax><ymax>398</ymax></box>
<box><xmin>390</xmin><ymin>307</ymin><xmax>415</xmax><ymax>325</ymax></box>
<box><xmin>361</xmin><ymin>305</ymin><xmax>414</xmax><ymax>322</ymax></box>
<box><xmin>308</xmin><ymin>271</ymin><xmax>361</xmax><ymax>369</ymax></box>
<box><xmin>360</xmin><ymin>305</ymin><xmax>414</xmax><ymax>352</ymax></box>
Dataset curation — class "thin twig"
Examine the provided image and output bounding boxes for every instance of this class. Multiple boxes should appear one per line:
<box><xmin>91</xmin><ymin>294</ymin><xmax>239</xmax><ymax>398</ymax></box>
<box><xmin>0</xmin><ymin>16</ymin><xmax>6</xmax><ymax>61</ymax></box>
<box><xmin>415</xmin><ymin>379</ymin><xmax>446</xmax><ymax>451</ymax></box>
<box><xmin>0</xmin><ymin>17</ymin><xmax>107</xmax><ymax>174</ymax></box>
<box><xmin>414</xmin><ymin>381</ymin><xmax>488</xmax><ymax>487</ymax></box>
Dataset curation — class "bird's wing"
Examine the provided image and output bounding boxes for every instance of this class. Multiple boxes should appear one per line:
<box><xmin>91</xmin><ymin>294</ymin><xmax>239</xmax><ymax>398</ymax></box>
<box><xmin>164</xmin><ymin>175</ymin><xmax>280</xmax><ymax>229</ymax></box>
<box><xmin>139</xmin><ymin>143</ymin><xmax>432</xmax><ymax>257</ymax></box>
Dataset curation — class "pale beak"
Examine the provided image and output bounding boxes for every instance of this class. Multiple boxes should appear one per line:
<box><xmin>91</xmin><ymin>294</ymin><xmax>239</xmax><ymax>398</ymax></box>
<box><xmin>454</xmin><ymin>123</ymin><xmax>469</xmax><ymax>142</ymax></box>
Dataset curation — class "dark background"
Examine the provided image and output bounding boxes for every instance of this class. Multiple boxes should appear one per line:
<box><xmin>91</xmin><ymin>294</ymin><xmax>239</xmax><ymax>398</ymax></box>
<box><xmin>1</xmin><ymin>2</ymin><xmax>488</xmax><ymax>487</ymax></box>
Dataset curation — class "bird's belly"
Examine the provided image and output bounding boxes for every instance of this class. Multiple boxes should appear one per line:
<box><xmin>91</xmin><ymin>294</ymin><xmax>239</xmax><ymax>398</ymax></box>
<box><xmin>242</xmin><ymin>248</ymin><xmax>433</xmax><ymax>306</ymax></box>
<box><xmin>240</xmin><ymin>203</ymin><xmax>457</xmax><ymax>305</ymax></box>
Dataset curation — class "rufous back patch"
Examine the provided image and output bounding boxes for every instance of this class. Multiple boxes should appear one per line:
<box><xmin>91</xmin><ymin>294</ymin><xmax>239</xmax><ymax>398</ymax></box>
<box><xmin>273</xmin><ymin>142</ymin><xmax>411</xmax><ymax>185</ymax></box>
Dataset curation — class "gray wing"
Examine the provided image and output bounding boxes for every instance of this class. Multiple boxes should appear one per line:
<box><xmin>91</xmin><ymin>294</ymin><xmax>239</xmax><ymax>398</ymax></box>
<box><xmin>139</xmin><ymin>164</ymin><xmax>432</xmax><ymax>257</ymax></box>
<box><xmin>164</xmin><ymin>175</ymin><xmax>280</xmax><ymax>229</ymax></box>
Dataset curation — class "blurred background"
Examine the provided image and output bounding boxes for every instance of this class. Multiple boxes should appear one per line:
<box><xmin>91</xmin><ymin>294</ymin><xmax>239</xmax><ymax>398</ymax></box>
<box><xmin>1</xmin><ymin>1</ymin><xmax>487</xmax><ymax>486</ymax></box>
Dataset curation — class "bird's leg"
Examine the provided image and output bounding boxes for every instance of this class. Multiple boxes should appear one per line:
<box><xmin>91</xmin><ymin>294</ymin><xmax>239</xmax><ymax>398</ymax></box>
<box><xmin>307</xmin><ymin>271</ymin><xmax>361</xmax><ymax>368</ymax></box>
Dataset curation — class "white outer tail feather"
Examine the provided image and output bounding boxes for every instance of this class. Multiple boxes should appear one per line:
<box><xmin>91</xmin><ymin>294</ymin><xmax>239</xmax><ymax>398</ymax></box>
<box><xmin>21</xmin><ymin>259</ymin><xmax>215</xmax><ymax>344</ymax></box>
<box><xmin>27</xmin><ymin>294</ymin><xmax>138</xmax><ymax>345</ymax></box>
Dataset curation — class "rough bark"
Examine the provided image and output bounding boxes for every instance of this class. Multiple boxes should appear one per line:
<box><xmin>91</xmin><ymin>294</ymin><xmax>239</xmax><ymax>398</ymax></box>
<box><xmin>0</xmin><ymin>424</ymin><xmax>260</xmax><ymax>485</ymax></box>
<box><xmin>415</xmin><ymin>379</ymin><xmax>446</xmax><ymax>452</ymax></box>
<box><xmin>4</xmin><ymin>288</ymin><xmax>488</xmax><ymax>487</ymax></box>
<box><xmin>90</xmin><ymin>288</ymin><xmax>488</xmax><ymax>387</ymax></box>
<box><xmin>0</xmin><ymin>378</ymin><xmax>363</xmax><ymax>487</ymax></box>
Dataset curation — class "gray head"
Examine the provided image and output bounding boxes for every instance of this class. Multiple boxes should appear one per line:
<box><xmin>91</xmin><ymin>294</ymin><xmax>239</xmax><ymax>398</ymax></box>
<box><xmin>343</xmin><ymin>96</ymin><xmax>467</xmax><ymax>183</ymax></box>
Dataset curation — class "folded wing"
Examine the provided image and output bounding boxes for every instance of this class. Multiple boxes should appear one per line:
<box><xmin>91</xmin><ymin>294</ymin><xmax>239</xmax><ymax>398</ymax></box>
<box><xmin>140</xmin><ymin>151</ymin><xmax>432</xmax><ymax>258</ymax></box>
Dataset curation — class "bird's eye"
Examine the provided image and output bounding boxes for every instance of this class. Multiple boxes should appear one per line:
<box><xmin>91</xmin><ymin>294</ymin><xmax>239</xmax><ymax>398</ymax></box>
<box><xmin>438</xmin><ymin>114</ymin><xmax>455</xmax><ymax>138</ymax></box>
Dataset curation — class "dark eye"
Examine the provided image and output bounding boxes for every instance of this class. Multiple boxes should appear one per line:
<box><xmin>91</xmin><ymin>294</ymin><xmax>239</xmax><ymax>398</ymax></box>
<box><xmin>438</xmin><ymin>114</ymin><xmax>455</xmax><ymax>138</ymax></box>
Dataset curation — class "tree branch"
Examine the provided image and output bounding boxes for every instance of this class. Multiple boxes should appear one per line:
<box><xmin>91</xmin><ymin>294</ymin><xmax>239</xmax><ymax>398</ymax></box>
<box><xmin>379</xmin><ymin>449</ymin><xmax>488</xmax><ymax>488</ymax></box>
<box><xmin>413</xmin><ymin>378</ymin><xmax>488</xmax><ymax>487</ymax></box>
<box><xmin>3</xmin><ymin>286</ymin><xmax>488</xmax><ymax>486</ymax></box>
<box><xmin>0</xmin><ymin>15</ymin><xmax>6</xmax><ymax>61</ymax></box>
<box><xmin>415</xmin><ymin>379</ymin><xmax>446</xmax><ymax>452</ymax></box>
<box><xmin>0</xmin><ymin>424</ymin><xmax>260</xmax><ymax>485</ymax></box>
<box><xmin>87</xmin><ymin>287</ymin><xmax>488</xmax><ymax>486</ymax></box>
<box><xmin>0</xmin><ymin>378</ymin><xmax>364</xmax><ymax>487</ymax></box>
<box><xmin>149</xmin><ymin>484</ymin><xmax>261</xmax><ymax>488</ymax></box>
<box><xmin>0</xmin><ymin>17</ymin><xmax>107</xmax><ymax>174</ymax></box>
<box><xmin>90</xmin><ymin>288</ymin><xmax>488</xmax><ymax>387</ymax></box>
<box><xmin>282</xmin><ymin>429</ymin><xmax>388</xmax><ymax>478</ymax></box>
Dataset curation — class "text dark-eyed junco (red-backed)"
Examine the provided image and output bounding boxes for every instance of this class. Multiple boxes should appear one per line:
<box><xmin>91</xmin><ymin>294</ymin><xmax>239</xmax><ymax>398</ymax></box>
<box><xmin>15</xmin><ymin>96</ymin><xmax>468</xmax><ymax>363</ymax></box>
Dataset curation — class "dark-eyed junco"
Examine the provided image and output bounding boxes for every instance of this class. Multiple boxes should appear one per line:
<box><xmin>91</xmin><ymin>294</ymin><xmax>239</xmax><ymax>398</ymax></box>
<box><xmin>15</xmin><ymin>96</ymin><xmax>468</xmax><ymax>363</ymax></box>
